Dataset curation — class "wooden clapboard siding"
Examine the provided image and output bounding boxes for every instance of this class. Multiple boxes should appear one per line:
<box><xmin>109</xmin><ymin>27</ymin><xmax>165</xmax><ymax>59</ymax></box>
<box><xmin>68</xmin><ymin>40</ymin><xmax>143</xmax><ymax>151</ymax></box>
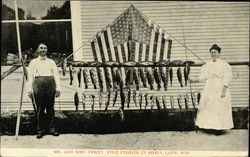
<box><xmin>1</xmin><ymin>65</ymin><xmax>249</xmax><ymax>111</ymax></box>
<box><xmin>1</xmin><ymin>1</ymin><xmax>249</xmax><ymax>111</ymax></box>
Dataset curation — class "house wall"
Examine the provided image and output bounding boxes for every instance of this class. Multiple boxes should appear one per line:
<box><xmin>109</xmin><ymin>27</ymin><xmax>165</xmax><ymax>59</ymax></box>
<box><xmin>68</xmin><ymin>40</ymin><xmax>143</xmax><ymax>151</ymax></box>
<box><xmin>1</xmin><ymin>1</ymin><xmax>249</xmax><ymax>111</ymax></box>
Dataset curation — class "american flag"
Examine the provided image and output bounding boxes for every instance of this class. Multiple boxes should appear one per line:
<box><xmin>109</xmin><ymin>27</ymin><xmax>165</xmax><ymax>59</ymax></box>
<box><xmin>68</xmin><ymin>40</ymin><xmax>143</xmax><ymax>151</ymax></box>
<box><xmin>91</xmin><ymin>5</ymin><xmax>173</xmax><ymax>90</ymax></box>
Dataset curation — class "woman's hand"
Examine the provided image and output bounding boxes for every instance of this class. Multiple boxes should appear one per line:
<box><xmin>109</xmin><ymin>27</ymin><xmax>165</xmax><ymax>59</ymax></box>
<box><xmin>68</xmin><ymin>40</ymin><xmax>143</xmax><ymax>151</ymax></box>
<box><xmin>221</xmin><ymin>86</ymin><xmax>228</xmax><ymax>98</ymax></box>
<box><xmin>188</xmin><ymin>78</ymin><xmax>199</xmax><ymax>84</ymax></box>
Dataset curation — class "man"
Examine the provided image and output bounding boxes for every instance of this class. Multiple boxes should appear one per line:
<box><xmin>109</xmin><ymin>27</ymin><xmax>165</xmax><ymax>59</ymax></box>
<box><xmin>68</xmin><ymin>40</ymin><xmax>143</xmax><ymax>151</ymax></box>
<box><xmin>27</xmin><ymin>43</ymin><xmax>61</xmax><ymax>139</ymax></box>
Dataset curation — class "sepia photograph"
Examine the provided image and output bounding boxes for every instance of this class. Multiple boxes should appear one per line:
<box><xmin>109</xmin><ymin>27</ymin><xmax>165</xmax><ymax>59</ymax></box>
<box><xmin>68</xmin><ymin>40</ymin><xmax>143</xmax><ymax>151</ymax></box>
<box><xmin>1</xmin><ymin>0</ymin><xmax>249</xmax><ymax>157</ymax></box>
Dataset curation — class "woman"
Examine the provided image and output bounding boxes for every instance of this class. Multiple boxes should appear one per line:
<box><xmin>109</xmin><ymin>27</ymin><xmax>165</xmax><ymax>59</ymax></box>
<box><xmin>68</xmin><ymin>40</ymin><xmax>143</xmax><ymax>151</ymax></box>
<box><xmin>189</xmin><ymin>44</ymin><xmax>234</xmax><ymax>135</ymax></box>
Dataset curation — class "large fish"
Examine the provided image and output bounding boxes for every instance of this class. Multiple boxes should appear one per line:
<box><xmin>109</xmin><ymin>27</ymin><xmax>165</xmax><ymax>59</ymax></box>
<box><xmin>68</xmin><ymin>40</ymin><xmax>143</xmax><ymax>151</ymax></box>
<box><xmin>69</xmin><ymin>65</ymin><xmax>73</xmax><ymax>85</ymax></box>
<box><xmin>99</xmin><ymin>91</ymin><xmax>103</xmax><ymax>109</ymax></box>
<box><xmin>125</xmin><ymin>68</ymin><xmax>133</xmax><ymax>86</ymax></box>
<box><xmin>144</xmin><ymin>94</ymin><xmax>149</xmax><ymax>109</ymax></box>
<box><xmin>96</xmin><ymin>68</ymin><xmax>103</xmax><ymax>91</ymax></box>
<box><xmin>146</xmin><ymin>68</ymin><xmax>154</xmax><ymax>90</ymax></box>
<box><xmin>154</xmin><ymin>68</ymin><xmax>162</xmax><ymax>90</ymax></box>
<box><xmin>77</xmin><ymin>68</ymin><xmax>82</xmax><ymax>87</ymax></box>
<box><xmin>197</xmin><ymin>92</ymin><xmax>201</xmax><ymax>104</ymax></box>
<box><xmin>90</xmin><ymin>69</ymin><xmax>97</xmax><ymax>89</ymax></box>
<box><xmin>160</xmin><ymin>68</ymin><xmax>168</xmax><ymax>90</ymax></box>
<box><xmin>133</xmin><ymin>90</ymin><xmax>137</xmax><ymax>107</ymax></box>
<box><xmin>190</xmin><ymin>93</ymin><xmax>196</xmax><ymax>109</ymax></box>
<box><xmin>104</xmin><ymin>68</ymin><xmax>112</xmax><ymax>89</ymax></box>
<box><xmin>82</xmin><ymin>69</ymin><xmax>89</xmax><ymax>89</ymax></box>
<box><xmin>177</xmin><ymin>67</ymin><xmax>183</xmax><ymax>87</ymax></box>
<box><xmin>177</xmin><ymin>96</ymin><xmax>182</xmax><ymax>112</ymax></box>
<box><xmin>162</xmin><ymin>97</ymin><xmax>167</xmax><ymax>110</ymax></box>
<box><xmin>62</xmin><ymin>59</ymin><xmax>67</xmax><ymax>76</ymax></box>
<box><xmin>184</xmin><ymin>95</ymin><xmax>189</xmax><ymax>111</ymax></box>
<box><xmin>150</xmin><ymin>96</ymin><xmax>155</xmax><ymax>109</ymax></box>
<box><xmin>126</xmin><ymin>88</ymin><xmax>131</xmax><ymax>109</ymax></box>
<box><xmin>105</xmin><ymin>91</ymin><xmax>111</xmax><ymax>111</ymax></box>
<box><xmin>120</xmin><ymin>88</ymin><xmax>125</xmax><ymax>110</ymax></box>
<box><xmin>112</xmin><ymin>88</ymin><xmax>118</xmax><ymax>107</ymax></box>
<box><xmin>155</xmin><ymin>97</ymin><xmax>161</xmax><ymax>111</ymax></box>
<box><xmin>81</xmin><ymin>93</ymin><xmax>86</xmax><ymax>110</ymax></box>
<box><xmin>133</xmin><ymin>69</ymin><xmax>140</xmax><ymax>90</ymax></box>
<box><xmin>116</xmin><ymin>69</ymin><xmax>124</xmax><ymax>88</ymax></box>
<box><xmin>139</xmin><ymin>68</ymin><xmax>147</xmax><ymax>87</ymax></box>
<box><xmin>169</xmin><ymin>68</ymin><xmax>173</xmax><ymax>87</ymax></box>
<box><xmin>170</xmin><ymin>96</ymin><xmax>174</xmax><ymax>109</ymax></box>
<box><xmin>90</xmin><ymin>95</ymin><xmax>95</xmax><ymax>112</ymax></box>
<box><xmin>139</xmin><ymin>93</ymin><xmax>143</xmax><ymax>110</ymax></box>
<box><xmin>111</xmin><ymin>68</ymin><xmax>117</xmax><ymax>89</ymax></box>
<box><xmin>184</xmin><ymin>66</ymin><xmax>190</xmax><ymax>86</ymax></box>
<box><xmin>74</xmin><ymin>92</ymin><xmax>79</xmax><ymax>112</ymax></box>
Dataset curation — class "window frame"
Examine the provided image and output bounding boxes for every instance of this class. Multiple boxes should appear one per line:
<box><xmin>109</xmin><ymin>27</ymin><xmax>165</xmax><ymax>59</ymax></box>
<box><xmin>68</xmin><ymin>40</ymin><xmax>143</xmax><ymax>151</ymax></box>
<box><xmin>1</xmin><ymin>0</ymin><xmax>82</xmax><ymax>64</ymax></box>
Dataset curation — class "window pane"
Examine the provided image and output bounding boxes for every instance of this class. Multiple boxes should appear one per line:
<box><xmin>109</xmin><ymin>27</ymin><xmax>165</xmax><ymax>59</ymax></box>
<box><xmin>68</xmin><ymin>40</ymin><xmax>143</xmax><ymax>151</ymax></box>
<box><xmin>16</xmin><ymin>0</ymin><xmax>71</xmax><ymax>20</ymax></box>
<box><xmin>1</xmin><ymin>23</ymin><xmax>18</xmax><ymax>64</ymax></box>
<box><xmin>2</xmin><ymin>0</ymin><xmax>16</xmax><ymax>20</ymax></box>
<box><xmin>19</xmin><ymin>22</ymin><xmax>73</xmax><ymax>64</ymax></box>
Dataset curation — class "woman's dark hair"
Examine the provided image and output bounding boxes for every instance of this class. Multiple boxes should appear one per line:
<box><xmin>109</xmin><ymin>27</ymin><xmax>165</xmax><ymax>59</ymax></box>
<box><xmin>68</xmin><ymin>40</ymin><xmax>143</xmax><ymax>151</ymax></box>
<box><xmin>210</xmin><ymin>44</ymin><xmax>221</xmax><ymax>53</ymax></box>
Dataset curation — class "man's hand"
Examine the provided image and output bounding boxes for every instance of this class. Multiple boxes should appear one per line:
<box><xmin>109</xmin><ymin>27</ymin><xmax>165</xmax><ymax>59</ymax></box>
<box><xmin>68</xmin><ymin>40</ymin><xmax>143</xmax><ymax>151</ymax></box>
<box><xmin>221</xmin><ymin>86</ymin><xmax>228</xmax><ymax>98</ymax></box>
<box><xmin>55</xmin><ymin>90</ymin><xmax>60</xmax><ymax>97</ymax></box>
<box><xmin>28</xmin><ymin>91</ymin><xmax>33</xmax><ymax>99</ymax></box>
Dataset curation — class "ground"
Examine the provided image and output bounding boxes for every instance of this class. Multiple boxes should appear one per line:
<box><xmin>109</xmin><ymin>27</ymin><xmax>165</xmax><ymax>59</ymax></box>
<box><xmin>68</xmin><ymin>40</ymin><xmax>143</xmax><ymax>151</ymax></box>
<box><xmin>1</xmin><ymin>130</ymin><xmax>248</xmax><ymax>157</ymax></box>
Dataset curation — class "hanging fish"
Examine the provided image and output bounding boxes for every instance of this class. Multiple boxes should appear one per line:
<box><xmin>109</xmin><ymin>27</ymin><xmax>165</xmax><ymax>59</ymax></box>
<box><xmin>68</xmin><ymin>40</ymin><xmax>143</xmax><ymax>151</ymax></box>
<box><xmin>81</xmin><ymin>93</ymin><xmax>86</xmax><ymax>110</ymax></box>
<box><xmin>90</xmin><ymin>69</ymin><xmax>97</xmax><ymax>89</ymax></box>
<box><xmin>82</xmin><ymin>69</ymin><xmax>89</xmax><ymax>89</ymax></box>
<box><xmin>160</xmin><ymin>68</ymin><xmax>168</xmax><ymax>90</ymax></box>
<box><xmin>177</xmin><ymin>96</ymin><xmax>182</xmax><ymax>112</ymax></box>
<box><xmin>162</xmin><ymin>97</ymin><xmax>167</xmax><ymax>110</ymax></box>
<box><xmin>125</xmin><ymin>68</ymin><xmax>134</xmax><ymax>86</ymax></box>
<box><xmin>126</xmin><ymin>88</ymin><xmax>131</xmax><ymax>109</ymax></box>
<box><xmin>197</xmin><ymin>92</ymin><xmax>201</xmax><ymax>104</ymax></box>
<box><xmin>190</xmin><ymin>93</ymin><xmax>196</xmax><ymax>109</ymax></box>
<box><xmin>116</xmin><ymin>69</ymin><xmax>124</xmax><ymax>88</ymax></box>
<box><xmin>155</xmin><ymin>97</ymin><xmax>161</xmax><ymax>111</ymax></box>
<box><xmin>61</xmin><ymin>59</ymin><xmax>67</xmax><ymax>76</ymax></box>
<box><xmin>104</xmin><ymin>68</ymin><xmax>112</xmax><ymax>89</ymax></box>
<box><xmin>133</xmin><ymin>90</ymin><xmax>137</xmax><ymax>107</ymax></box>
<box><xmin>184</xmin><ymin>67</ymin><xmax>189</xmax><ymax>86</ymax></box>
<box><xmin>139</xmin><ymin>93</ymin><xmax>143</xmax><ymax>110</ymax></box>
<box><xmin>96</xmin><ymin>68</ymin><xmax>103</xmax><ymax>91</ymax></box>
<box><xmin>144</xmin><ymin>94</ymin><xmax>148</xmax><ymax>109</ymax></box>
<box><xmin>150</xmin><ymin>96</ymin><xmax>155</xmax><ymax>109</ymax></box>
<box><xmin>146</xmin><ymin>68</ymin><xmax>154</xmax><ymax>90</ymax></box>
<box><xmin>154</xmin><ymin>68</ymin><xmax>162</xmax><ymax>90</ymax></box>
<box><xmin>69</xmin><ymin>65</ymin><xmax>73</xmax><ymax>85</ymax></box>
<box><xmin>105</xmin><ymin>91</ymin><xmax>111</xmax><ymax>111</ymax></box>
<box><xmin>74</xmin><ymin>92</ymin><xmax>79</xmax><ymax>112</ymax></box>
<box><xmin>99</xmin><ymin>91</ymin><xmax>103</xmax><ymax>109</ymax></box>
<box><xmin>133</xmin><ymin>69</ymin><xmax>140</xmax><ymax>90</ymax></box>
<box><xmin>120</xmin><ymin>88</ymin><xmax>125</xmax><ymax>110</ymax></box>
<box><xmin>111</xmin><ymin>68</ymin><xmax>117</xmax><ymax>89</ymax></box>
<box><xmin>170</xmin><ymin>96</ymin><xmax>174</xmax><ymax>109</ymax></box>
<box><xmin>169</xmin><ymin>67</ymin><xmax>173</xmax><ymax>87</ymax></box>
<box><xmin>112</xmin><ymin>88</ymin><xmax>118</xmax><ymax>107</ymax></box>
<box><xmin>184</xmin><ymin>95</ymin><xmax>189</xmax><ymax>112</ymax></box>
<box><xmin>177</xmin><ymin>67</ymin><xmax>183</xmax><ymax>87</ymax></box>
<box><xmin>90</xmin><ymin>95</ymin><xmax>95</xmax><ymax>112</ymax></box>
<box><xmin>77</xmin><ymin>68</ymin><xmax>82</xmax><ymax>87</ymax></box>
<box><xmin>139</xmin><ymin>68</ymin><xmax>147</xmax><ymax>87</ymax></box>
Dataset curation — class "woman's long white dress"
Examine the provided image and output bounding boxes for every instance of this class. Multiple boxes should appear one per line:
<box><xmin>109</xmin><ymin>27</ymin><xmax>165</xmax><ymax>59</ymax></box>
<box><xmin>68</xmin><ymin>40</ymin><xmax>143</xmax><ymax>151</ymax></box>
<box><xmin>195</xmin><ymin>59</ymin><xmax>234</xmax><ymax>130</ymax></box>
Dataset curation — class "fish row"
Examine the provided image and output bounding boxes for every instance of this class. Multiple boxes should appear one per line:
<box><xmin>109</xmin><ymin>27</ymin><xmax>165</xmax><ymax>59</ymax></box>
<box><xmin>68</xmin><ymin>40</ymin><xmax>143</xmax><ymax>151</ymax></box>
<box><xmin>73</xmin><ymin>90</ymin><xmax>201</xmax><ymax>112</ymax></box>
<box><xmin>67</xmin><ymin>65</ymin><xmax>191</xmax><ymax>91</ymax></box>
<box><xmin>63</xmin><ymin>60</ymin><xmax>195</xmax><ymax>68</ymax></box>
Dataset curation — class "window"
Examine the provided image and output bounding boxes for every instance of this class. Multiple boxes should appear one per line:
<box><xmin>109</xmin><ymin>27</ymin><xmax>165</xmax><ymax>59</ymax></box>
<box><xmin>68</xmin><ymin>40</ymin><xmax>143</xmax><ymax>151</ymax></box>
<box><xmin>1</xmin><ymin>0</ymin><xmax>73</xmax><ymax>65</ymax></box>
